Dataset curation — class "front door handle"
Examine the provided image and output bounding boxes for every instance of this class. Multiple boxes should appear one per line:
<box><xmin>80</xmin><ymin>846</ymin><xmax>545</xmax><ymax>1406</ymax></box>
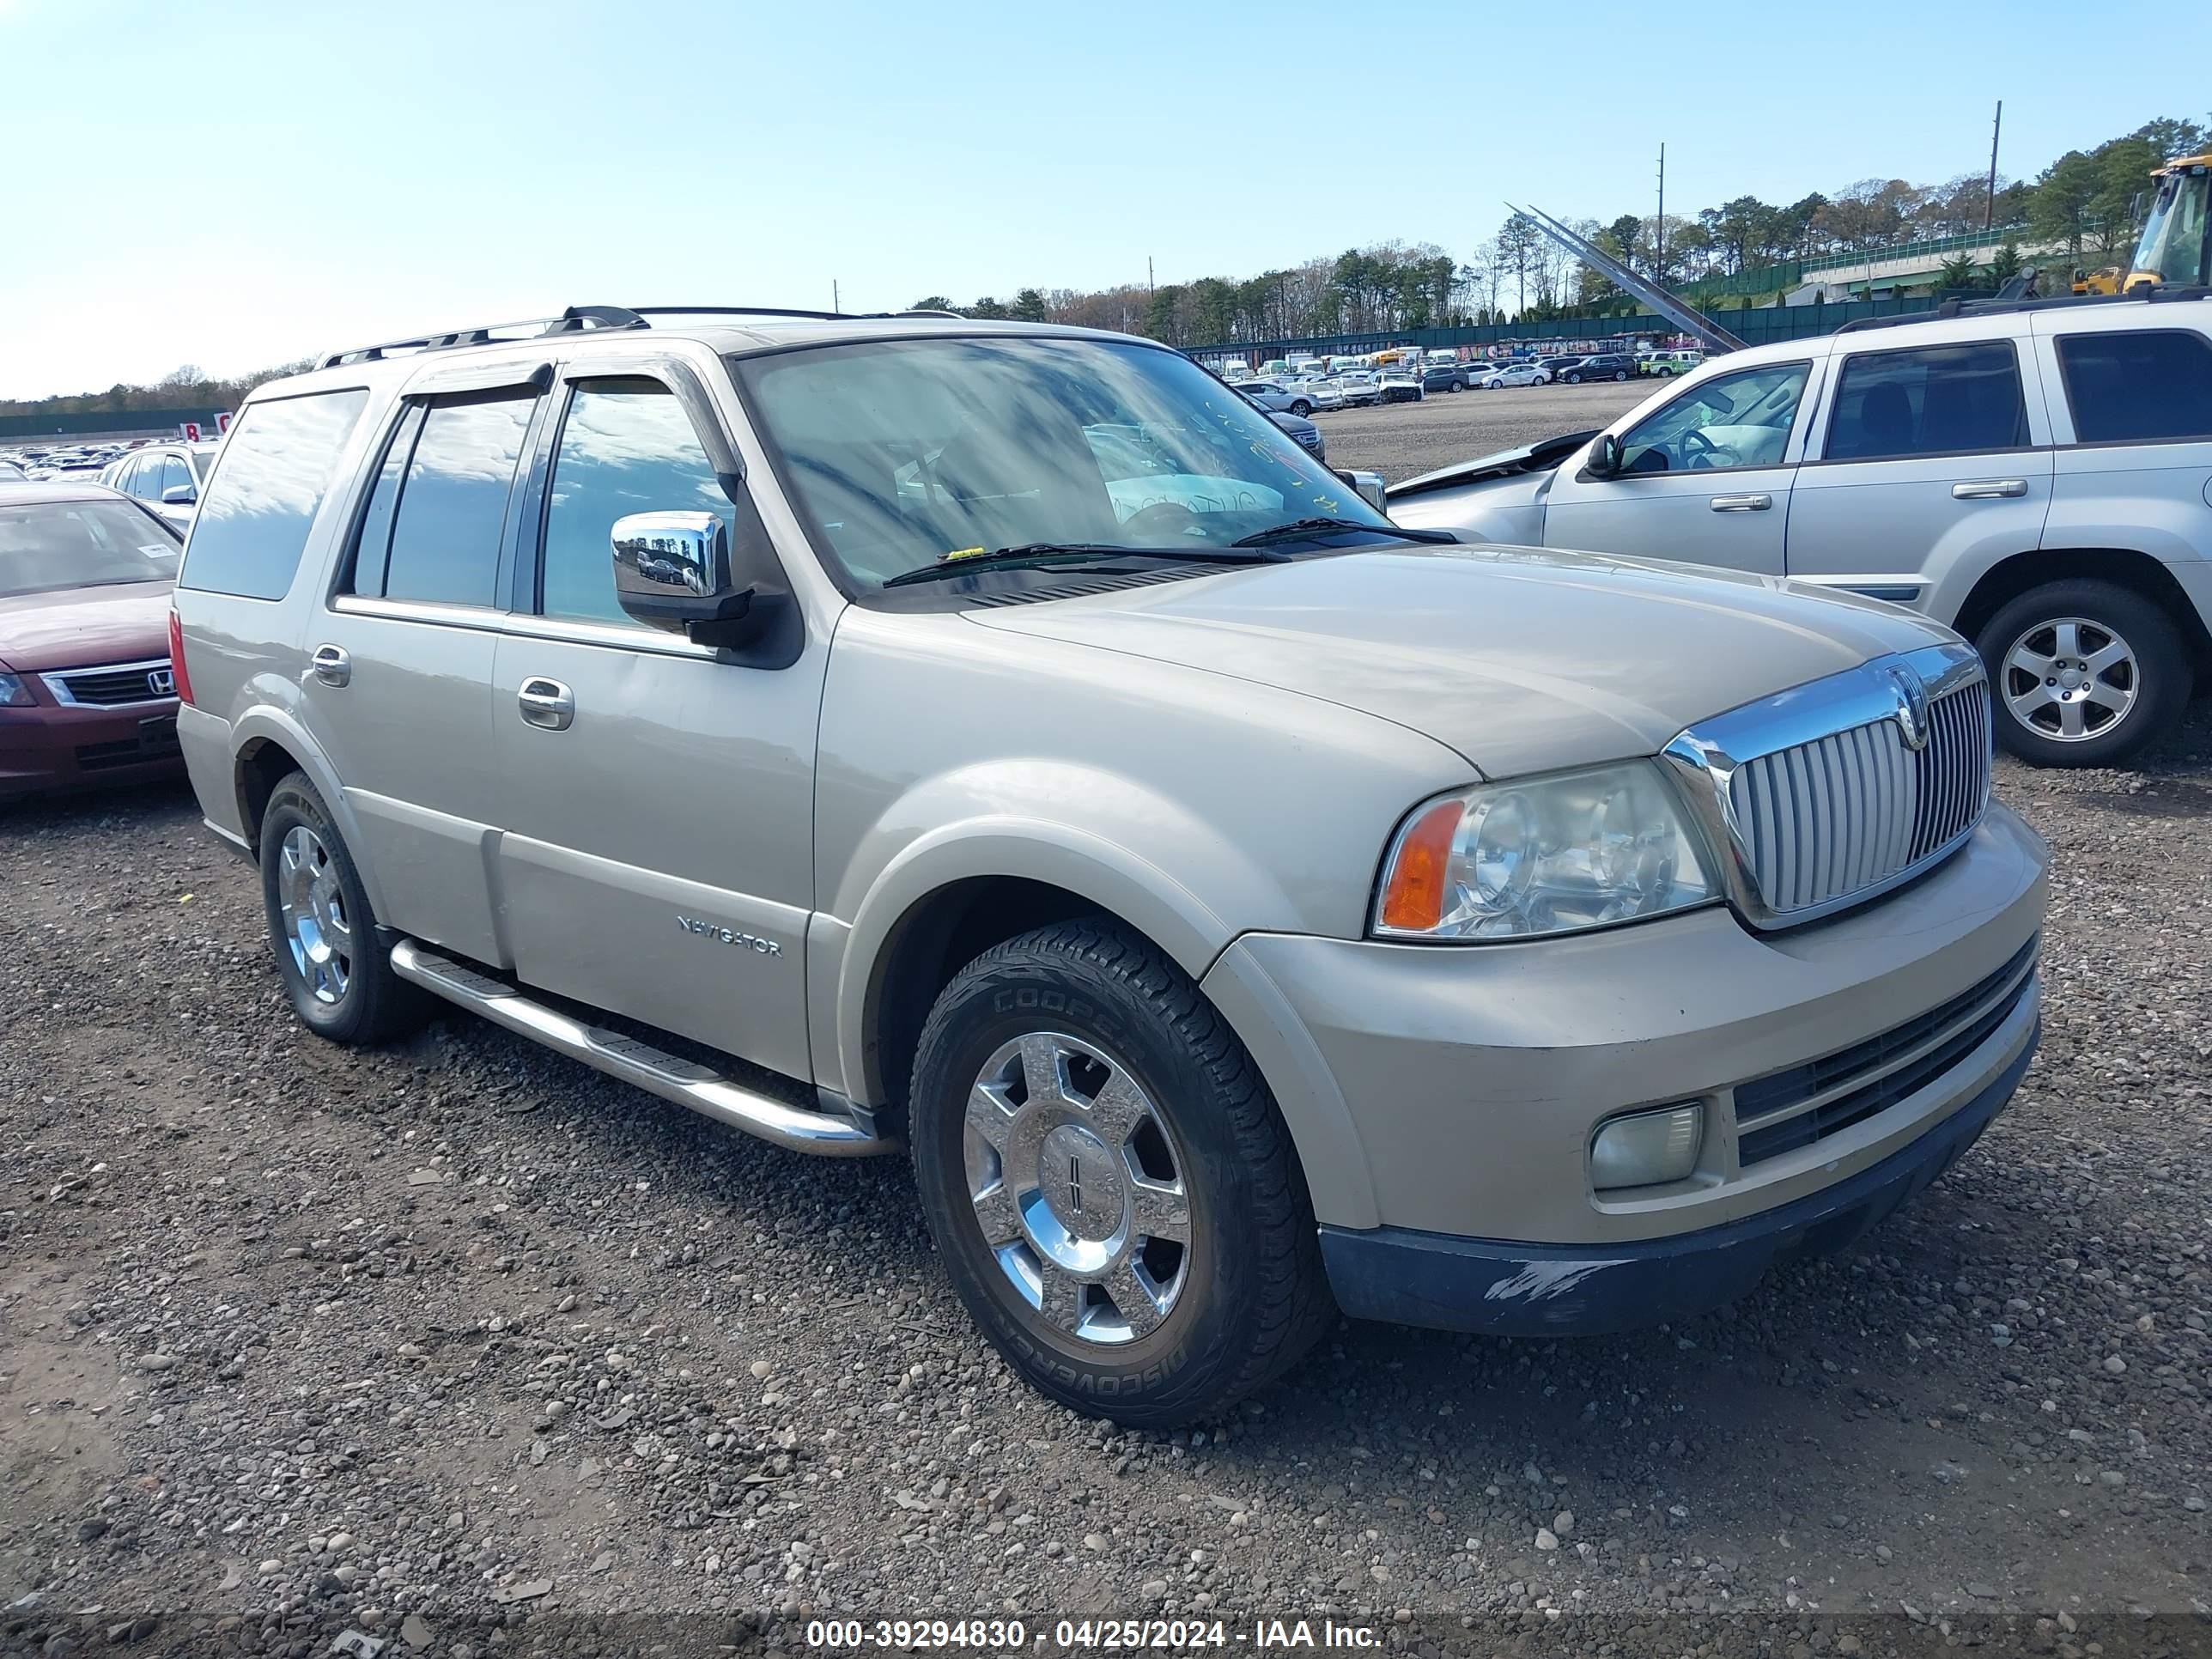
<box><xmin>1709</xmin><ymin>493</ymin><xmax>1771</xmax><ymax>512</ymax></box>
<box><xmin>517</xmin><ymin>676</ymin><xmax>574</xmax><ymax>732</ymax></box>
<box><xmin>310</xmin><ymin>643</ymin><xmax>351</xmax><ymax>687</ymax></box>
<box><xmin>1953</xmin><ymin>478</ymin><xmax>2027</xmax><ymax>499</ymax></box>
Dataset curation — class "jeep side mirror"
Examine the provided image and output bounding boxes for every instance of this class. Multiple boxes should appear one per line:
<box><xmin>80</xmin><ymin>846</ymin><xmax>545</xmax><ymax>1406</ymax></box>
<box><xmin>1588</xmin><ymin>433</ymin><xmax>1625</xmax><ymax>478</ymax></box>
<box><xmin>611</xmin><ymin>508</ymin><xmax>794</xmax><ymax>660</ymax></box>
<box><xmin>1334</xmin><ymin>469</ymin><xmax>1388</xmax><ymax>513</ymax></box>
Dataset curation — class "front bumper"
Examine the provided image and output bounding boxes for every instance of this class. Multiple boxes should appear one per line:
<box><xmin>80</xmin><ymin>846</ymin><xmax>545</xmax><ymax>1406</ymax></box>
<box><xmin>1321</xmin><ymin>1028</ymin><xmax>2033</xmax><ymax>1334</ymax></box>
<box><xmin>0</xmin><ymin>698</ymin><xmax>185</xmax><ymax>799</ymax></box>
<box><xmin>1204</xmin><ymin>801</ymin><xmax>2046</xmax><ymax>1269</ymax></box>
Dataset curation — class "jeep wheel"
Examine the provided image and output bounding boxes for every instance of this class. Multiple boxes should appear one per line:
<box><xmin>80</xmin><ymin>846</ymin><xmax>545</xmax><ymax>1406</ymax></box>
<box><xmin>908</xmin><ymin>920</ymin><xmax>1330</xmax><ymax>1426</ymax></box>
<box><xmin>1975</xmin><ymin>580</ymin><xmax>2192</xmax><ymax>768</ymax></box>
<box><xmin>258</xmin><ymin>772</ymin><xmax>427</xmax><ymax>1042</ymax></box>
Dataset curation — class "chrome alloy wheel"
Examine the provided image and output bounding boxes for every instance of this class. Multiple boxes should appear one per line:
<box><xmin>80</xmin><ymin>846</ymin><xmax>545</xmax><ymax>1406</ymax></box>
<box><xmin>2002</xmin><ymin>616</ymin><xmax>2139</xmax><ymax>743</ymax></box>
<box><xmin>963</xmin><ymin>1031</ymin><xmax>1191</xmax><ymax>1345</ymax></box>
<box><xmin>276</xmin><ymin>825</ymin><xmax>352</xmax><ymax>1003</ymax></box>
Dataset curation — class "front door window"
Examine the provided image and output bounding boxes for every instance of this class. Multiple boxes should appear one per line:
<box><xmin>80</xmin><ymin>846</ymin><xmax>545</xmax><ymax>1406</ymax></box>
<box><xmin>1618</xmin><ymin>362</ymin><xmax>1810</xmax><ymax>474</ymax></box>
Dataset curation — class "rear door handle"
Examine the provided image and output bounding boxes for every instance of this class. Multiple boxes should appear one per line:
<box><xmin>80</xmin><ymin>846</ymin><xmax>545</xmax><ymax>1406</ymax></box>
<box><xmin>517</xmin><ymin>676</ymin><xmax>574</xmax><ymax>732</ymax></box>
<box><xmin>1709</xmin><ymin>493</ymin><xmax>1771</xmax><ymax>512</ymax></box>
<box><xmin>310</xmin><ymin>643</ymin><xmax>350</xmax><ymax>687</ymax></box>
<box><xmin>1953</xmin><ymin>478</ymin><xmax>2027</xmax><ymax>499</ymax></box>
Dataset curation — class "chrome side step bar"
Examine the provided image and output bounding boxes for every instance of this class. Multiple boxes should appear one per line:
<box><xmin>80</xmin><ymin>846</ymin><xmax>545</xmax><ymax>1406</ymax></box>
<box><xmin>389</xmin><ymin>939</ymin><xmax>896</xmax><ymax>1157</ymax></box>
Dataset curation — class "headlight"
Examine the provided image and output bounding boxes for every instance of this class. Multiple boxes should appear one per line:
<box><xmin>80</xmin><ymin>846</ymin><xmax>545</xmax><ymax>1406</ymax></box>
<box><xmin>1373</xmin><ymin>763</ymin><xmax>1720</xmax><ymax>941</ymax></box>
<box><xmin>0</xmin><ymin>671</ymin><xmax>33</xmax><ymax>708</ymax></box>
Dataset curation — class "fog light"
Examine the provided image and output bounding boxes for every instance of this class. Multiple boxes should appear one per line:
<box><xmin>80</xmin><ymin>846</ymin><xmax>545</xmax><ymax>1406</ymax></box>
<box><xmin>1590</xmin><ymin>1103</ymin><xmax>1704</xmax><ymax>1191</ymax></box>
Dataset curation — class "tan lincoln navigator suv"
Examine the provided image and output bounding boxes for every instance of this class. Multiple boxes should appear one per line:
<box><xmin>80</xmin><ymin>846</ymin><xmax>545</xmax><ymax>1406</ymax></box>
<box><xmin>169</xmin><ymin>305</ymin><xmax>2048</xmax><ymax>1426</ymax></box>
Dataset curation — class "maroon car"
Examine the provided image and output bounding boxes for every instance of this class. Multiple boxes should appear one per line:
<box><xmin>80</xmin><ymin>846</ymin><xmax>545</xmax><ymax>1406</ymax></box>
<box><xmin>0</xmin><ymin>483</ymin><xmax>186</xmax><ymax>798</ymax></box>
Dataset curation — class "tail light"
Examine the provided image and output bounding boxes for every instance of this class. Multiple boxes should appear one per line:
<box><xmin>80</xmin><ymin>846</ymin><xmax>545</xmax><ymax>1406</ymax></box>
<box><xmin>167</xmin><ymin>605</ymin><xmax>196</xmax><ymax>707</ymax></box>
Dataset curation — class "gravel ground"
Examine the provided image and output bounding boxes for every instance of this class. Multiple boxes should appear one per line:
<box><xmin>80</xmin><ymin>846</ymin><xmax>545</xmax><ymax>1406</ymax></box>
<box><xmin>5</xmin><ymin>513</ymin><xmax>2212</xmax><ymax>1654</ymax></box>
<box><xmin>1315</xmin><ymin>381</ymin><xmax>1649</xmax><ymax>483</ymax></box>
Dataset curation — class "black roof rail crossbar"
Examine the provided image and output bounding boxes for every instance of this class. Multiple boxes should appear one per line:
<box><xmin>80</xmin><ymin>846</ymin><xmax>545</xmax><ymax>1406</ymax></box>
<box><xmin>632</xmin><ymin>305</ymin><xmax>851</xmax><ymax>322</ymax></box>
<box><xmin>317</xmin><ymin>305</ymin><xmax>648</xmax><ymax>369</ymax></box>
<box><xmin>1833</xmin><ymin>283</ymin><xmax>2212</xmax><ymax>337</ymax></box>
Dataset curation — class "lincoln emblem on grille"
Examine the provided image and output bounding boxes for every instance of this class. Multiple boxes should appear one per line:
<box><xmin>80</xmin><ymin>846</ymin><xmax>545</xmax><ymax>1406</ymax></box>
<box><xmin>1884</xmin><ymin>664</ymin><xmax>1932</xmax><ymax>752</ymax></box>
<box><xmin>147</xmin><ymin>668</ymin><xmax>176</xmax><ymax>697</ymax></box>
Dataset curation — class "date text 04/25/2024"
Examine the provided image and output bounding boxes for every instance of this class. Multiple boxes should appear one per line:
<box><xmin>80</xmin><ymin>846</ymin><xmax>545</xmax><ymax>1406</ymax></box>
<box><xmin>803</xmin><ymin>1619</ymin><xmax>1382</xmax><ymax>1650</ymax></box>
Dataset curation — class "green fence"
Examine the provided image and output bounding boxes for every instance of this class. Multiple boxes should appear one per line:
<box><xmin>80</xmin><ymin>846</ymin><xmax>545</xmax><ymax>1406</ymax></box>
<box><xmin>1687</xmin><ymin>262</ymin><xmax>1802</xmax><ymax>300</ymax></box>
<box><xmin>0</xmin><ymin>407</ymin><xmax>228</xmax><ymax>441</ymax></box>
<box><xmin>1801</xmin><ymin>226</ymin><xmax>2027</xmax><ymax>276</ymax></box>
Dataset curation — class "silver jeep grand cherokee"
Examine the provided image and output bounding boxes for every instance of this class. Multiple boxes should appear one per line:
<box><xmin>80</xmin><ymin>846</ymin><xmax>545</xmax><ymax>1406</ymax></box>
<box><xmin>169</xmin><ymin>305</ymin><xmax>2048</xmax><ymax>1426</ymax></box>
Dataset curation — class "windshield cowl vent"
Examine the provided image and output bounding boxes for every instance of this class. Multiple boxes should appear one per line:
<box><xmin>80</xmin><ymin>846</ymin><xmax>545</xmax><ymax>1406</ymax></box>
<box><xmin>964</xmin><ymin>564</ymin><xmax>1241</xmax><ymax>607</ymax></box>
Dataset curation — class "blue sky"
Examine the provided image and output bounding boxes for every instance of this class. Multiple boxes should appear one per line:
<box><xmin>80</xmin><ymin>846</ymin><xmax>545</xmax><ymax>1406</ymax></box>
<box><xmin>0</xmin><ymin>0</ymin><xmax>2197</xmax><ymax>398</ymax></box>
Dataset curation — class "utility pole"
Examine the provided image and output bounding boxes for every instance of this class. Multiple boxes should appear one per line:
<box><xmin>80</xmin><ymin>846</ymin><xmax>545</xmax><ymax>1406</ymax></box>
<box><xmin>1655</xmin><ymin>143</ymin><xmax>1665</xmax><ymax>280</ymax></box>
<box><xmin>833</xmin><ymin>279</ymin><xmax>841</xmax><ymax>313</ymax></box>
<box><xmin>1985</xmin><ymin>100</ymin><xmax>2002</xmax><ymax>230</ymax></box>
<box><xmin>1147</xmin><ymin>256</ymin><xmax>1155</xmax><ymax>295</ymax></box>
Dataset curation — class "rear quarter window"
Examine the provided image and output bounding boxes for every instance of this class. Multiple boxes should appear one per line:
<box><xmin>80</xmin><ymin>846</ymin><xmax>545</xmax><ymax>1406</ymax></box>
<box><xmin>2056</xmin><ymin>329</ymin><xmax>2212</xmax><ymax>444</ymax></box>
<box><xmin>179</xmin><ymin>389</ymin><xmax>369</xmax><ymax>599</ymax></box>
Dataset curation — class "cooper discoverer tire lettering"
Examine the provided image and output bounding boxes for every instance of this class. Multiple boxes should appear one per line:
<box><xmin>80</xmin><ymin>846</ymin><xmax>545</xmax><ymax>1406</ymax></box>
<box><xmin>907</xmin><ymin>919</ymin><xmax>1331</xmax><ymax>1426</ymax></box>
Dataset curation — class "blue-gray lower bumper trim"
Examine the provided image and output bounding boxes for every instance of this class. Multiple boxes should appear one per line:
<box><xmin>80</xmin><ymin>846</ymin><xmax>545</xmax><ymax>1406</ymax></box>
<box><xmin>1319</xmin><ymin>1023</ymin><xmax>2037</xmax><ymax>1336</ymax></box>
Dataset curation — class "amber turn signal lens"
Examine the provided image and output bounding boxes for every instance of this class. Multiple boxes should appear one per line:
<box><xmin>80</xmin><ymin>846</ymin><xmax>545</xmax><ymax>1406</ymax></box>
<box><xmin>1378</xmin><ymin>799</ymin><xmax>1463</xmax><ymax>933</ymax></box>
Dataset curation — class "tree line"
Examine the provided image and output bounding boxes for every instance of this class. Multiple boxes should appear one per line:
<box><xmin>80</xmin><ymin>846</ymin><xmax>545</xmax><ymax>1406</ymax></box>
<box><xmin>914</xmin><ymin>112</ymin><xmax>2205</xmax><ymax>347</ymax></box>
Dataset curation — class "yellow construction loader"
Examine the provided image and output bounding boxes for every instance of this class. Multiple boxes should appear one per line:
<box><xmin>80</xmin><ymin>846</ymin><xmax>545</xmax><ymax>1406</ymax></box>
<box><xmin>2074</xmin><ymin>152</ymin><xmax>2210</xmax><ymax>294</ymax></box>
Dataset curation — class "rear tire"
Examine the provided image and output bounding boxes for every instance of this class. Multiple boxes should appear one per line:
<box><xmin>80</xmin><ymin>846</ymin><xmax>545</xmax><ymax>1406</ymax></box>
<box><xmin>1565</xmin><ymin>372</ymin><xmax>1583</xmax><ymax>384</ymax></box>
<box><xmin>1613</xmin><ymin>369</ymin><xmax>1630</xmax><ymax>381</ymax></box>
<box><xmin>258</xmin><ymin>773</ymin><xmax>428</xmax><ymax>1043</ymax></box>
<box><xmin>1974</xmin><ymin>580</ymin><xmax>2192</xmax><ymax>768</ymax></box>
<box><xmin>908</xmin><ymin>919</ymin><xmax>1332</xmax><ymax>1427</ymax></box>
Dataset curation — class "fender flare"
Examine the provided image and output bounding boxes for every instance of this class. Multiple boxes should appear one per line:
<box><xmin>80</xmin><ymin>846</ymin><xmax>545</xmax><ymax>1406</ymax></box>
<box><xmin>224</xmin><ymin>706</ymin><xmax>393</xmax><ymax>919</ymax></box>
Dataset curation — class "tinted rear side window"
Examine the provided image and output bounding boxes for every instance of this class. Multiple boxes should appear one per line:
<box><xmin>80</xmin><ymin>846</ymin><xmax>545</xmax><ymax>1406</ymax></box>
<box><xmin>371</xmin><ymin>392</ymin><xmax>534</xmax><ymax>607</ymax></box>
<box><xmin>2057</xmin><ymin>330</ymin><xmax>2212</xmax><ymax>443</ymax></box>
<box><xmin>1825</xmin><ymin>342</ymin><xmax>2027</xmax><ymax>461</ymax></box>
<box><xmin>179</xmin><ymin>390</ymin><xmax>368</xmax><ymax>599</ymax></box>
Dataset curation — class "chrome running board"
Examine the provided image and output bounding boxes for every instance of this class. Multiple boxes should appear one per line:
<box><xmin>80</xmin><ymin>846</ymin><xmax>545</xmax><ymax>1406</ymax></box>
<box><xmin>388</xmin><ymin>939</ymin><xmax>896</xmax><ymax>1157</ymax></box>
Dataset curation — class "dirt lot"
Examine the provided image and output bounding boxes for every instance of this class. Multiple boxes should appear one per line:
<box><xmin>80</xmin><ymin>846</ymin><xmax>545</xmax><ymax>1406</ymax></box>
<box><xmin>5</xmin><ymin>410</ymin><xmax>2212</xmax><ymax>1655</ymax></box>
<box><xmin>1315</xmin><ymin>381</ymin><xmax>1649</xmax><ymax>483</ymax></box>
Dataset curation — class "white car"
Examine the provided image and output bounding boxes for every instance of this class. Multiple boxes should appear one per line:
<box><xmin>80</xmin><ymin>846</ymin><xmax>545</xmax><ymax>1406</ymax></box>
<box><xmin>1333</xmin><ymin>372</ymin><xmax>1381</xmax><ymax>407</ymax></box>
<box><xmin>1473</xmin><ymin>362</ymin><xmax>1552</xmax><ymax>389</ymax></box>
<box><xmin>1375</xmin><ymin>371</ymin><xmax>1425</xmax><ymax>404</ymax></box>
<box><xmin>1231</xmin><ymin>380</ymin><xmax>1320</xmax><ymax>417</ymax></box>
<box><xmin>1287</xmin><ymin>376</ymin><xmax>1344</xmax><ymax>410</ymax></box>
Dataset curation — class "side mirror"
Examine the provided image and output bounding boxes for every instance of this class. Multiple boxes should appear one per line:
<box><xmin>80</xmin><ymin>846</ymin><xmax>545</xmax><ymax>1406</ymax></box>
<box><xmin>1335</xmin><ymin>469</ymin><xmax>1388</xmax><ymax>513</ymax></box>
<box><xmin>161</xmin><ymin>483</ymin><xmax>197</xmax><ymax>506</ymax></box>
<box><xmin>1587</xmin><ymin>433</ymin><xmax>1625</xmax><ymax>478</ymax></box>
<box><xmin>612</xmin><ymin>509</ymin><xmax>783</xmax><ymax>653</ymax></box>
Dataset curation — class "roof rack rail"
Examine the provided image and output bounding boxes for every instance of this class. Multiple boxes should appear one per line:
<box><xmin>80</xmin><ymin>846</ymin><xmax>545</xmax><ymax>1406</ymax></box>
<box><xmin>1833</xmin><ymin>283</ymin><xmax>2211</xmax><ymax>336</ymax></box>
<box><xmin>317</xmin><ymin>305</ymin><xmax>647</xmax><ymax>369</ymax></box>
<box><xmin>631</xmin><ymin>305</ymin><xmax>850</xmax><ymax>323</ymax></box>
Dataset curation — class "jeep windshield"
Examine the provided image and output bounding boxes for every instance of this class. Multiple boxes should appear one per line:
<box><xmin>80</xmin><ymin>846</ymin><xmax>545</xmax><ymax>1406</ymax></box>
<box><xmin>732</xmin><ymin>337</ymin><xmax>1403</xmax><ymax>593</ymax></box>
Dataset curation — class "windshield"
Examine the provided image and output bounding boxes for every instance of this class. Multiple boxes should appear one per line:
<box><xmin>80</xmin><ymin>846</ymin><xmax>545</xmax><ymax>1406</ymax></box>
<box><xmin>736</xmin><ymin>337</ymin><xmax>1395</xmax><ymax>591</ymax></box>
<box><xmin>2134</xmin><ymin>170</ymin><xmax>2209</xmax><ymax>285</ymax></box>
<box><xmin>0</xmin><ymin>500</ymin><xmax>179</xmax><ymax>597</ymax></box>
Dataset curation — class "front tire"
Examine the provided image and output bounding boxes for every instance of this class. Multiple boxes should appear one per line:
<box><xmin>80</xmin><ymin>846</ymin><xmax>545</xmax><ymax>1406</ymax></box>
<box><xmin>258</xmin><ymin>773</ymin><xmax>428</xmax><ymax>1042</ymax></box>
<box><xmin>908</xmin><ymin>920</ymin><xmax>1330</xmax><ymax>1427</ymax></box>
<box><xmin>1289</xmin><ymin>400</ymin><xmax>1311</xmax><ymax>416</ymax></box>
<box><xmin>1975</xmin><ymin>580</ymin><xmax>2192</xmax><ymax>768</ymax></box>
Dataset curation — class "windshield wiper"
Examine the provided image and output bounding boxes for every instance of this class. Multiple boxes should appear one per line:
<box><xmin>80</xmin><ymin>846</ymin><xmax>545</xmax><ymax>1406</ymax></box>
<box><xmin>1230</xmin><ymin>516</ymin><xmax>1457</xmax><ymax>548</ymax></box>
<box><xmin>880</xmin><ymin>543</ymin><xmax>1287</xmax><ymax>589</ymax></box>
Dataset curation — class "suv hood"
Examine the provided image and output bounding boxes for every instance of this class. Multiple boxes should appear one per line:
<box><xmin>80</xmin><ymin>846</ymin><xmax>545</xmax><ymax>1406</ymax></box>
<box><xmin>964</xmin><ymin>544</ymin><xmax>1955</xmax><ymax>777</ymax></box>
<box><xmin>0</xmin><ymin>580</ymin><xmax>174</xmax><ymax>672</ymax></box>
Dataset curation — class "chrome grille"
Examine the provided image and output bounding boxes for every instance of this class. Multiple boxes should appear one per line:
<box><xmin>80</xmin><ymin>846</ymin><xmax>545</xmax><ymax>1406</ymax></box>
<box><xmin>1664</xmin><ymin>644</ymin><xmax>1992</xmax><ymax>929</ymax></box>
<box><xmin>41</xmin><ymin>659</ymin><xmax>177</xmax><ymax>707</ymax></box>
